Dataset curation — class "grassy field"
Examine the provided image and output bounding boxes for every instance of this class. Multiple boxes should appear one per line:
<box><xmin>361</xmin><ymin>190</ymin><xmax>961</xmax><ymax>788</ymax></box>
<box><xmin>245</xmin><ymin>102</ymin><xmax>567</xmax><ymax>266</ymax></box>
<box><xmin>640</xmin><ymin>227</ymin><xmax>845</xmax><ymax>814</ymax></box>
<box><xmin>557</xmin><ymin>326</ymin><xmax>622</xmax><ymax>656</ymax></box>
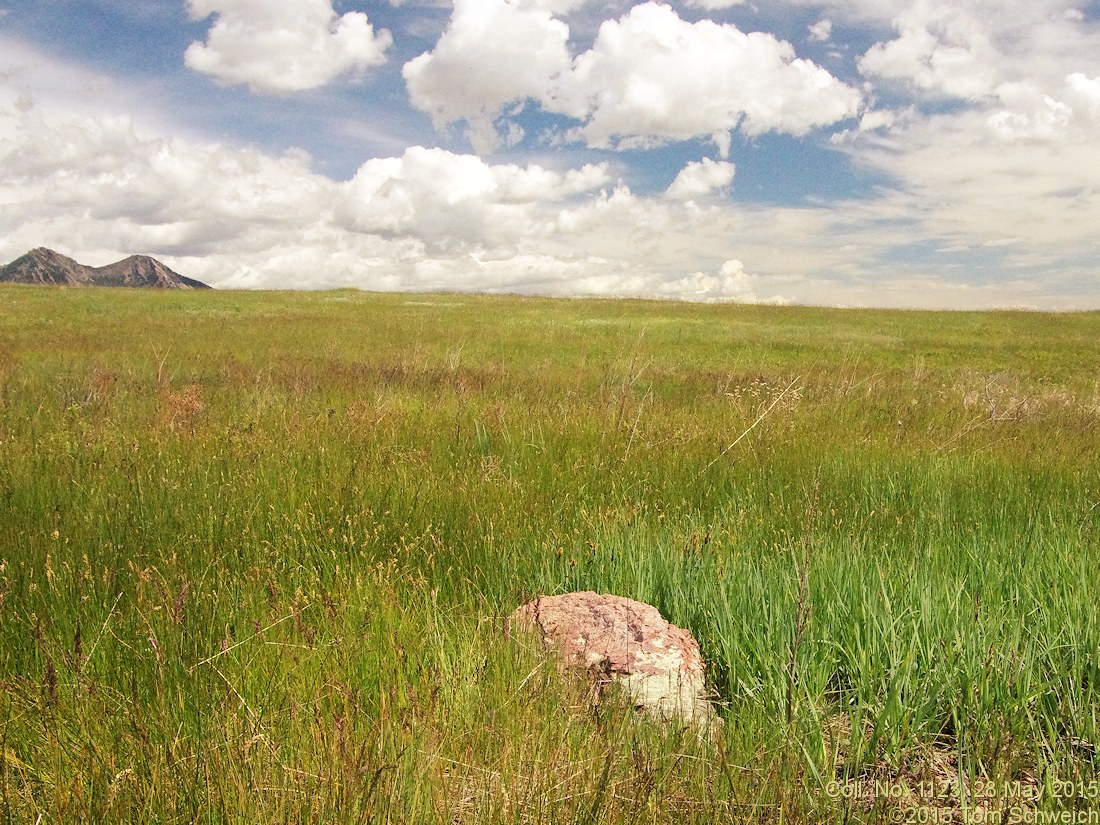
<box><xmin>1</xmin><ymin>285</ymin><xmax>1098</xmax><ymax>823</ymax></box>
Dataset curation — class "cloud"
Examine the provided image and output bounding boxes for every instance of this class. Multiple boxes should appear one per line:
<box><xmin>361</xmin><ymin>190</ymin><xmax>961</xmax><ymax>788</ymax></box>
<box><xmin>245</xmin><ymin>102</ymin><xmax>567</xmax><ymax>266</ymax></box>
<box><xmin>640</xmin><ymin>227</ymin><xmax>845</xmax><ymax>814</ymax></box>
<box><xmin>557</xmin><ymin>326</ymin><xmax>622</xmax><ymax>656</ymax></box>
<box><xmin>5</xmin><ymin>88</ymin><xmax>1093</xmax><ymax>308</ymax></box>
<box><xmin>438</xmin><ymin>254</ymin><xmax>786</xmax><ymax>304</ymax></box>
<box><xmin>404</xmin><ymin>1</ymin><xmax>861</xmax><ymax>155</ymax></box>
<box><xmin>817</xmin><ymin>0</ymin><xmax>1100</xmax><ymax>305</ymax></box>
<box><xmin>857</xmin><ymin>107</ymin><xmax>905</xmax><ymax>131</ymax></box>
<box><xmin>849</xmin><ymin>0</ymin><xmax>1100</xmax><ymax>106</ymax></box>
<box><xmin>0</xmin><ymin>98</ymin><xmax>783</xmax><ymax>301</ymax></box>
<box><xmin>808</xmin><ymin>19</ymin><xmax>833</xmax><ymax>43</ymax></box>
<box><xmin>402</xmin><ymin>0</ymin><xmax>572</xmax><ymax>152</ymax></box>
<box><xmin>0</xmin><ymin>33</ymin><xmax>181</xmax><ymax>130</ymax></box>
<box><xmin>676</xmin><ymin>259</ymin><xmax>787</xmax><ymax>303</ymax></box>
<box><xmin>557</xmin><ymin>3</ymin><xmax>861</xmax><ymax>151</ymax></box>
<box><xmin>1065</xmin><ymin>72</ymin><xmax>1100</xmax><ymax>122</ymax></box>
<box><xmin>834</xmin><ymin>68</ymin><xmax>1100</xmax><ymax>274</ymax></box>
<box><xmin>0</xmin><ymin>101</ymin><xmax>336</xmax><ymax>260</ymax></box>
<box><xmin>337</xmin><ymin>146</ymin><xmax>610</xmax><ymax>247</ymax></box>
<box><xmin>987</xmin><ymin>80</ymin><xmax>1073</xmax><ymax>140</ymax></box>
<box><xmin>665</xmin><ymin>158</ymin><xmax>736</xmax><ymax>200</ymax></box>
<box><xmin>857</xmin><ymin>3</ymin><xmax>998</xmax><ymax>98</ymax></box>
<box><xmin>185</xmin><ymin>0</ymin><xmax>392</xmax><ymax>92</ymax></box>
<box><xmin>684</xmin><ymin>0</ymin><xmax>747</xmax><ymax>8</ymax></box>
<box><xmin>5</xmin><ymin>13</ymin><xmax>1100</xmax><ymax>311</ymax></box>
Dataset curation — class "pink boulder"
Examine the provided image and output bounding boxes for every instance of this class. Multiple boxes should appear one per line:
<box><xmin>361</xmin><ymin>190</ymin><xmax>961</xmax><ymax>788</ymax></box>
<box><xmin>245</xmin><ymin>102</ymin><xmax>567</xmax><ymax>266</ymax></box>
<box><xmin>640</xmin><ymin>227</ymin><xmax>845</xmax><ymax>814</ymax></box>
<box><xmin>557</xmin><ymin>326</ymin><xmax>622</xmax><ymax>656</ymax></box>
<box><xmin>510</xmin><ymin>591</ymin><xmax>715</xmax><ymax>726</ymax></box>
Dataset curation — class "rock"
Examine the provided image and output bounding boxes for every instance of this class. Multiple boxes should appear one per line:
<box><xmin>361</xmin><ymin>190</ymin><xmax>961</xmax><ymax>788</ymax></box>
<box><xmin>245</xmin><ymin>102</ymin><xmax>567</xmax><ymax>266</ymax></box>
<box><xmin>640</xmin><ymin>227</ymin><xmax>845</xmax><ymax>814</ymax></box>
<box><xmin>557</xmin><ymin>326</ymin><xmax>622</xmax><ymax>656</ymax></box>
<box><xmin>510</xmin><ymin>591</ymin><xmax>715</xmax><ymax>727</ymax></box>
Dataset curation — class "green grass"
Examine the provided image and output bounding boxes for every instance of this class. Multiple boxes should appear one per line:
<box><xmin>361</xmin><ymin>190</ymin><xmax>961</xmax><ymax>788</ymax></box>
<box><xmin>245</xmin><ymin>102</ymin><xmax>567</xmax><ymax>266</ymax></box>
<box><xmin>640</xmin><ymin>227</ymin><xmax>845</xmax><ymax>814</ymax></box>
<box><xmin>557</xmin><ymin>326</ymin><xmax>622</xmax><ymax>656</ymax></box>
<box><xmin>1</xmin><ymin>285</ymin><xmax>1098</xmax><ymax>822</ymax></box>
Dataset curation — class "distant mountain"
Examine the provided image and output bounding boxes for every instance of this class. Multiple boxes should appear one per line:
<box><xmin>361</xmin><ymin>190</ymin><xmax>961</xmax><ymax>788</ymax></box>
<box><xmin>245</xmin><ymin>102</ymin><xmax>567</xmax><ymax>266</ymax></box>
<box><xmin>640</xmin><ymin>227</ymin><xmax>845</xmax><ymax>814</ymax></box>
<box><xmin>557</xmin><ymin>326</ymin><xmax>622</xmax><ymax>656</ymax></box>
<box><xmin>0</xmin><ymin>248</ymin><xmax>212</xmax><ymax>289</ymax></box>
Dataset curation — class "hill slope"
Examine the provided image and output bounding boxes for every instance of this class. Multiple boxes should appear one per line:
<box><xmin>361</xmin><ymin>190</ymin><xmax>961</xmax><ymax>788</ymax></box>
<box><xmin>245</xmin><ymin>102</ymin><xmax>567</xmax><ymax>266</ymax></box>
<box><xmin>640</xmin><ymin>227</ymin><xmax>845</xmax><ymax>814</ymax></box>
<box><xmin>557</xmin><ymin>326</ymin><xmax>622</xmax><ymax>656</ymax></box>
<box><xmin>0</xmin><ymin>248</ymin><xmax>211</xmax><ymax>289</ymax></box>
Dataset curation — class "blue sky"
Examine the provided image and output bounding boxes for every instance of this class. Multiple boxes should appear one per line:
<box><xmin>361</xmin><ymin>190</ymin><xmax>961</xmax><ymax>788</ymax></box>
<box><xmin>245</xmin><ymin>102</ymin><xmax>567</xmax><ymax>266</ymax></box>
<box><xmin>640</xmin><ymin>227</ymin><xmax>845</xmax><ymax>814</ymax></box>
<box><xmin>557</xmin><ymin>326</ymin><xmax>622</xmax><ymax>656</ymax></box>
<box><xmin>2</xmin><ymin>0</ymin><xmax>1099</xmax><ymax>308</ymax></box>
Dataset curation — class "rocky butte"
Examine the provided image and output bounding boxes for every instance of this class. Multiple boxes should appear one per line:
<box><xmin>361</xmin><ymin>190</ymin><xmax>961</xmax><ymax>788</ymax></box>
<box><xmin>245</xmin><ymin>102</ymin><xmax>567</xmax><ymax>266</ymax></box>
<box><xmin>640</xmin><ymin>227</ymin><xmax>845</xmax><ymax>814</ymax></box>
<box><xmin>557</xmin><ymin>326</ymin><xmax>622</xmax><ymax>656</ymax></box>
<box><xmin>0</xmin><ymin>248</ymin><xmax>211</xmax><ymax>289</ymax></box>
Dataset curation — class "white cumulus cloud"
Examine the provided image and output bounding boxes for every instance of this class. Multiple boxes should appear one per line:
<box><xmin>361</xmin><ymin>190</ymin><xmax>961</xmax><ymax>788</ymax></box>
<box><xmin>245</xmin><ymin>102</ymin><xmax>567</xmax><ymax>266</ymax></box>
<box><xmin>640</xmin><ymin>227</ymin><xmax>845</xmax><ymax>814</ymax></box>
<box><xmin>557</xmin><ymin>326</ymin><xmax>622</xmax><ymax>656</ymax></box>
<box><xmin>337</xmin><ymin>146</ymin><xmax>610</xmax><ymax>247</ymax></box>
<box><xmin>808</xmin><ymin>19</ymin><xmax>833</xmax><ymax>43</ymax></box>
<box><xmin>556</xmin><ymin>3</ymin><xmax>861</xmax><ymax>151</ymax></box>
<box><xmin>185</xmin><ymin>0</ymin><xmax>392</xmax><ymax>93</ymax></box>
<box><xmin>1065</xmin><ymin>72</ymin><xmax>1100</xmax><ymax>121</ymax></box>
<box><xmin>402</xmin><ymin>0</ymin><xmax>572</xmax><ymax>153</ymax></box>
<box><xmin>850</xmin><ymin>0</ymin><xmax>1100</xmax><ymax>105</ymax></box>
<box><xmin>665</xmin><ymin>158</ymin><xmax>736</xmax><ymax>200</ymax></box>
<box><xmin>404</xmin><ymin>1</ymin><xmax>861</xmax><ymax>155</ymax></box>
<box><xmin>676</xmin><ymin>259</ymin><xmax>786</xmax><ymax>303</ymax></box>
<box><xmin>987</xmin><ymin>81</ymin><xmax>1072</xmax><ymax>140</ymax></box>
<box><xmin>0</xmin><ymin>104</ymin><xmax>334</xmax><ymax>259</ymax></box>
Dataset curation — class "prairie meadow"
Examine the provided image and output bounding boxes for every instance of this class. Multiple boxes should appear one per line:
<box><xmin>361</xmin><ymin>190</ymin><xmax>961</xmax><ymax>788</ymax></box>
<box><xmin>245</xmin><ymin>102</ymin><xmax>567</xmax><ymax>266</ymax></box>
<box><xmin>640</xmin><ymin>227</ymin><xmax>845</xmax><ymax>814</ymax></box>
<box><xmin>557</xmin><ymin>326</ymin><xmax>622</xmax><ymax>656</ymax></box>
<box><xmin>1</xmin><ymin>285</ymin><xmax>1098</xmax><ymax>822</ymax></box>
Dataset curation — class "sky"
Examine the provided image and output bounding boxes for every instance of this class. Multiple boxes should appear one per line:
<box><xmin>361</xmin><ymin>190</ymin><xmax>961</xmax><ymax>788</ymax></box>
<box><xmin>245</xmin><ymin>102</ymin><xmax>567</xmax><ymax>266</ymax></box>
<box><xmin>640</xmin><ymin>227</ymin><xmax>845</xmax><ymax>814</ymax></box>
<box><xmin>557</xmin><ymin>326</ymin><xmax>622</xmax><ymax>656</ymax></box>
<box><xmin>1</xmin><ymin>0</ymin><xmax>1099</xmax><ymax>309</ymax></box>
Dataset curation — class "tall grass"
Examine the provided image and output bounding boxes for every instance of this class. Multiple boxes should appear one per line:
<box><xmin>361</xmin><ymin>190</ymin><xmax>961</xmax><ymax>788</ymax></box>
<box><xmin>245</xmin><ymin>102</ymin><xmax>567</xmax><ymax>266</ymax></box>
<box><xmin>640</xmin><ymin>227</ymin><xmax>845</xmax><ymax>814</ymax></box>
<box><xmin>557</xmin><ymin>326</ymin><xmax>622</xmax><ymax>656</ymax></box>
<box><xmin>1</xmin><ymin>285</ymin><xmax>1098</xmax><ymax>822</ymax></box>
